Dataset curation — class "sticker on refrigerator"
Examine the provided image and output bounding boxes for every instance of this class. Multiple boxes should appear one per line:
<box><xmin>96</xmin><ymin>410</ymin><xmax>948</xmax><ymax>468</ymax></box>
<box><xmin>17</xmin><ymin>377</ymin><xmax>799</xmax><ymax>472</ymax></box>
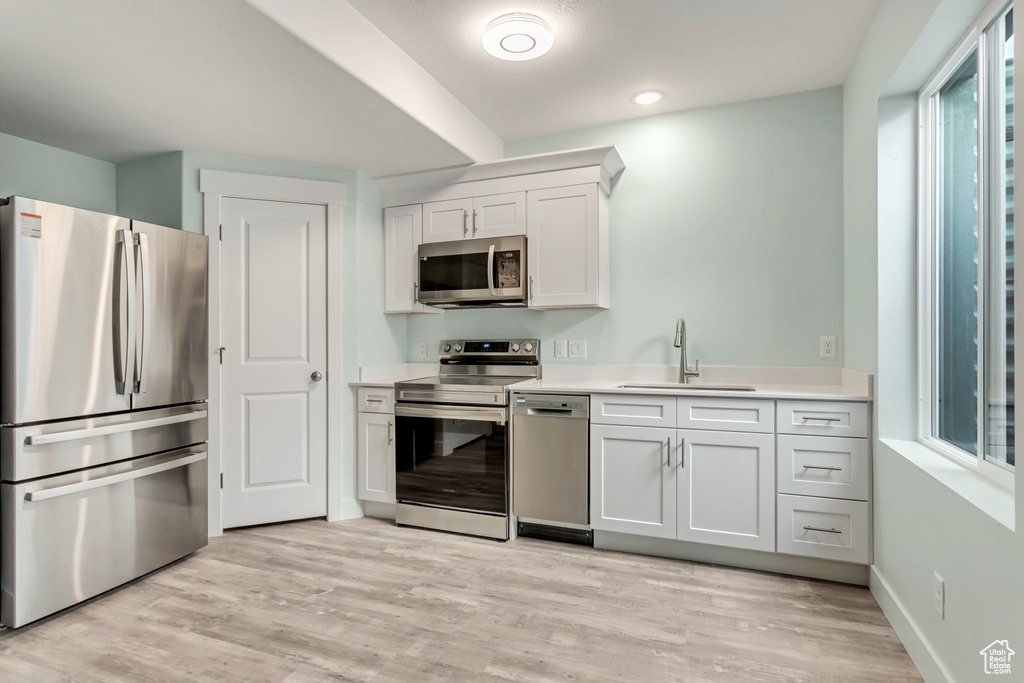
<box><xmin>19</xmin><ymin>212</ymin><xmax>42</xmax><ymax>239</ymax></box>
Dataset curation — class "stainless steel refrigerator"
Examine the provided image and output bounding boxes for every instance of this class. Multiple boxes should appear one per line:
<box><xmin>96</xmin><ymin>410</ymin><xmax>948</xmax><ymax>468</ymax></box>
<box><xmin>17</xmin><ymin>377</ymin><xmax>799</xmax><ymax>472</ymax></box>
<box><xmin>0</xmin><ymin>196</ymin><xmax>209</xmax><ymax>628</ymax></box>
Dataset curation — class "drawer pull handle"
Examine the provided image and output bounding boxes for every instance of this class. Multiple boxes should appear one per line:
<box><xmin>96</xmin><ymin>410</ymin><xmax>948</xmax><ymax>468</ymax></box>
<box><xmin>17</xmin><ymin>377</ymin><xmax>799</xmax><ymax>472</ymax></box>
<box><xmin>366</xmin><ymin>398</ymin><xmax>384</xmax><ymax>403</ymax></box>
<box><xmin>803</xmin><ymin>525</ymin><xmax>842</xmax><ymax>534</ymax></box>
<box><xmin>802</xmin><ymin>465</ymin><xmax>843</xmax><ymax>471</ymax></box>
<box><xmin>801</xmin><ymin>416</ymin><xmax>841</xmax><ymax>422</ymax></box>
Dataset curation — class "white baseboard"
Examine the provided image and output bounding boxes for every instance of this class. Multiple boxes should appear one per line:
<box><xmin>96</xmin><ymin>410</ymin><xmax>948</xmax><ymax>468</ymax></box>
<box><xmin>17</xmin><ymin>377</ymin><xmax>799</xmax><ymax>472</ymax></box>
<box><xmin>870</xmin><ymin>567</ymin><xmax>951</xmax><ymax>682</ymax></box>
<box><xmin>362</xmin><ymin>501</ymin><xmax>396</xmax><ymax>520</ymax></box>
<box><xmin>327</xmin><ymin>498</ymin><xmax>365</xmax><ymax>522</ymax></box>
<box><xmin>595</xmin><ymin>531</ymin><xmax>870</xmax><ymax>585</ymax></box>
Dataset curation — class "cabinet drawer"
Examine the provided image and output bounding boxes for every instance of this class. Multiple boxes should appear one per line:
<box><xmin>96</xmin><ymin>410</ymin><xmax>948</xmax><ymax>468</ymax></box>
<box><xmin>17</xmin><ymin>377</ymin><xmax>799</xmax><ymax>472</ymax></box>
<box><xmin>591</xmin><ymin>394</ymin><xmax>676</xmax><ymax>428</ymax></box>
<box><xmin>357</xmin><ymin>387</ymin><xmax>395</xmax><ymax>414</ymax></box>
<box><xmin>777</xmin><ymin>435</ymin><xmax>869</xmax><ymax>501</ymax></box>
<box><xmin>776</xmin><ymin>401</ymin><xmax>868</xmax><ymax>437</ymax></box>
<box><xmin>777</xmin><ymin>494</ymin><xmax>870</xmax><ymax>564</ymax></box>
<box><xmin>676</xmin><ymin>397</ymin><xmax>774</xmax><ymax>433</ymax></box>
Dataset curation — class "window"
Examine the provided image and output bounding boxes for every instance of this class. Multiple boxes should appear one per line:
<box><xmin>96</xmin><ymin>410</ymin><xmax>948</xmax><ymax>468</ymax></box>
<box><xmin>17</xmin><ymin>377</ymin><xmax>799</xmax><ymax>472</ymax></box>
<box><xmin>920</xmin><ymin>0</ymin><xmax>1015</xmax><ymax>487</ymax></box>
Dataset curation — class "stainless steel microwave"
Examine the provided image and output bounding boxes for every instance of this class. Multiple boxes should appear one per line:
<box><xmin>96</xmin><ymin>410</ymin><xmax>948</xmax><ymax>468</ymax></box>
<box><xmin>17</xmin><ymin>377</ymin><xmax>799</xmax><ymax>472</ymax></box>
<box><xmin>417</xmin><ymin>235</ymin><xmax>527</xmax><ymax>308</ymax></box>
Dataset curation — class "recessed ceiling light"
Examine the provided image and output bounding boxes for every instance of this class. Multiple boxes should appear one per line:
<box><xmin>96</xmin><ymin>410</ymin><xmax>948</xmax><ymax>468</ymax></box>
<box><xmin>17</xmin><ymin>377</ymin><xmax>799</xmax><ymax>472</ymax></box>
<box><xmin>483</xmin><ymin>13</ymin><xmax>553</xmax><ymax>61</ymax></box>
<box><xmin>632</xmin><ymin>90</ymin><xmax>663</xmax><ymax>105</ymax></box>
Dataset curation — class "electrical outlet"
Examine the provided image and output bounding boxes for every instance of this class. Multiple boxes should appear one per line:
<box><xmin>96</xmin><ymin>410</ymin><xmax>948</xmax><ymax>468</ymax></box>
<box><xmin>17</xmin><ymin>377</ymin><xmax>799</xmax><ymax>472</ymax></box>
<box><xmin>820</xmin><ymin>336</ymin><xmax>837</xmax><ymax>358</ymax></box>
<box><xmin>553</xmin><ymin>340</ymin><xmax>567</xmax><ymax>358</ymax></box>
<box><xmin>568</xmin><ymin>340</ymin><xmax>587</xmax><ymax>359</ymax></box>
<box><xmin>933</xmin><ymin>572</ymin><xmax>945</xmax><ymax>619</ymax></box>
<box><xmin>417</xmin><ymin>341</ymin><xmax>428</xmax><ymax>359</ymax></box>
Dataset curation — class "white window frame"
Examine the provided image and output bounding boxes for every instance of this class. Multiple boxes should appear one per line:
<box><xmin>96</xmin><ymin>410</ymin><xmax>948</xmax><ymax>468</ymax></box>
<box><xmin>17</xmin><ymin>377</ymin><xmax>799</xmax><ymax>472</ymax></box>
<box><xmin>918</xmin><ymin>0</ymin><xmax>1015</xmax><ymax>490</ymax></box>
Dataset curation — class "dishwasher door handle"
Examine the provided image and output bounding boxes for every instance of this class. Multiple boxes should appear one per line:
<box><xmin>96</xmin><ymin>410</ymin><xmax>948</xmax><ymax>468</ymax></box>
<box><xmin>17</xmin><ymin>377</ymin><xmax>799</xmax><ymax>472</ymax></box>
<box><xmin>524</xmin><ymin>407</ymin><xmax>578</xmax><ymax>417</ymax></box>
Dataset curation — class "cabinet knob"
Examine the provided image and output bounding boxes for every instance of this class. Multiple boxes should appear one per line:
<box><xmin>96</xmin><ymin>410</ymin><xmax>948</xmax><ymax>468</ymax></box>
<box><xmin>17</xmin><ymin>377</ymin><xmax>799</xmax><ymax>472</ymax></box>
<box><xmin>311</xmin><ymin>371</ymin><xmax>323</xmax><ymax>382</ymax></box>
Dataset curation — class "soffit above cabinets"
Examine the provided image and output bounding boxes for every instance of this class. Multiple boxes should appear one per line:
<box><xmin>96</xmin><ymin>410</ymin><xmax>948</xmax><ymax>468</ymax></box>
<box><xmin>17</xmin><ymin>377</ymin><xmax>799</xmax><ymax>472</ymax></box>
<box><xmin>376</xmin><ymin>145</ymin><xmax>625</xmax><ymax>207</ymax></box>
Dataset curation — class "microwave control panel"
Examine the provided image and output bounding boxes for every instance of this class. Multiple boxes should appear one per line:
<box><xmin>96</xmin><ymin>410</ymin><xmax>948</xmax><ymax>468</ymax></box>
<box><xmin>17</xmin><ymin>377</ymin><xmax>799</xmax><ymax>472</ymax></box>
<box><xmin>496</xmin><ymin>251</ymin><xmax>521</xmax><ymax>289</ymax></box>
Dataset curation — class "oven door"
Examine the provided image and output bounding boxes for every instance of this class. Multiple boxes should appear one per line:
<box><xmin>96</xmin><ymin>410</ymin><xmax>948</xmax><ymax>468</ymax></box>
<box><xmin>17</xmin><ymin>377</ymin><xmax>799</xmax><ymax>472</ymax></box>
<box><xmin>417</xmin><ymin>236</ymin><xmax>526</xmax><ymax>306</ymax></box>
<box><xmin>394</xmin><ymin>403</ymin><xmax>508</xmax><ymax>514</ymax></box>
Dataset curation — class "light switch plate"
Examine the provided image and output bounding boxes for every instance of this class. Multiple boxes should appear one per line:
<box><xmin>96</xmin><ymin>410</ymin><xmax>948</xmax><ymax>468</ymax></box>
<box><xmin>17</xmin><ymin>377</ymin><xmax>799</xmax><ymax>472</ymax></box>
<box><xmin>568</xmin><ymin>340</ymin><xmax>587</xmax><ymax>359</ymax></box>
<box><xmin>553</xmin><ymin>340</ymin><xmax>567</xmax><ymax>358</ymax></box>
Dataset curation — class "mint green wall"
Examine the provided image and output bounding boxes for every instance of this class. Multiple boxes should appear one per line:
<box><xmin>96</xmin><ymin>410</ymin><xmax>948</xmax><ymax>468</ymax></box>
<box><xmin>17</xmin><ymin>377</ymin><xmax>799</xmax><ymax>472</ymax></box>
<box><xmin>845</xmin><ymin>1</ymin><xmax>1024</xmax><ymax>681</ymax></box>
<box><xmin>116</xmin><ymin>152</ymin><xmax>183</xmax><ymax>228</ymax></box>
<box><xmin>407</xmin><ymin>87</ymin><xmax>846</xmax><ymax>368</ymax></box>
<box><xmin>0</xmin><ymin>131</ymin><xmax>116</xmax><ymax>213</ymax></box>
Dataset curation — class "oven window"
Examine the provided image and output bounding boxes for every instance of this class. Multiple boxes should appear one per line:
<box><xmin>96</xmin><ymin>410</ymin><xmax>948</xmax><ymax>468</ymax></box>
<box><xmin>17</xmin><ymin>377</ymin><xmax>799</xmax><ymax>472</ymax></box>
<box><xmin>419</xmin><ymin>253</ymin><xmax>491</xmax><ymax>292</ymax></box>
<box><xmin>395</xmin><ymin>416</ymin><xmax>507</xmax><ymax>514</ymax></box>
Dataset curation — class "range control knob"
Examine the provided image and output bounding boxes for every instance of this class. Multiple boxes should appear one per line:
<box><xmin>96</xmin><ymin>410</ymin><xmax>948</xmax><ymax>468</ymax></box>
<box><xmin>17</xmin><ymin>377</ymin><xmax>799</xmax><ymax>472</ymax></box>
<box><xmin>443</xmin><ymin>343</ymin><xmax>452</xmax><ymax>353</ymax></box>
<box><xmin>454</xmin><ymin>343</ymin><xmax>463</xmax><ymax>352</ymax></box>
<box><xmin>524</xmin><ymin>342</ymin><xmax>534</xmax><ymax>352</ymax></box>
<box><xmin>511</xmin><ymin>342</ymin><xmax>521</xmax><ymax>352</ymax></box>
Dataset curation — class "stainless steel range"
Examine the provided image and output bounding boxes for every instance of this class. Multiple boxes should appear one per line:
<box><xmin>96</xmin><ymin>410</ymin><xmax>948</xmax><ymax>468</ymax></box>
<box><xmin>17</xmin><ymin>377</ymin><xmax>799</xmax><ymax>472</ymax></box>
<box><xmin>394</xmin><ymin>339</ymin><xmax>540</xmax><ymax>540</ymax></box>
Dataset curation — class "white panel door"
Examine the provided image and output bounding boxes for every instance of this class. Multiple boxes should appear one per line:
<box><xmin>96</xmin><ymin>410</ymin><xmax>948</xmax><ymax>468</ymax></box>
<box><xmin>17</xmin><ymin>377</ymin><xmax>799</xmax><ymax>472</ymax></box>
<box><xmin>357</xmin><ymin>412</ymin><xmax>395</xmax><ymax>503</ymax></box>
<box><xmin>384</xmin><ymin>204</ymin><xmax>425</xmax><ymax>313</ymax></box>
<box><xmin>221</xmin><ymin>197</ymin><xmax>327</xmax><ymax>528</ymax></box>
<box><xmin>590</xmin><ymin>424</ymin><xmax>676</xmax><ymax>539</ymax></box>
<box><xmin>527</xmin><ymin>184</ymin><xmax>600</xmax><ymax>308</ymax></box>
<box><xmin>677</xmin><ymin>429</ymin><xmax>775</xmax><ymax>551</ymax></box>
<box><xmin>472</xmin><ymin>192</ymin><xmax>526</xmax><ymax>239</ymax></box>
<box><xmin>423</xmin><ymin>198</ymin><xmax>472</xmax><ymax>243</ymax></box>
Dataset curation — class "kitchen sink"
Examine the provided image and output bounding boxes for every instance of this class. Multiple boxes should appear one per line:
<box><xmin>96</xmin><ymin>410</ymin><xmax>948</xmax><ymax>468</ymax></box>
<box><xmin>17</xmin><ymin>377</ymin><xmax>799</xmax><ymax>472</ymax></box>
<box><xmin>615</xmin><ymin>382</ymin><xmax>757</xmax><ymax>392</ymax></box>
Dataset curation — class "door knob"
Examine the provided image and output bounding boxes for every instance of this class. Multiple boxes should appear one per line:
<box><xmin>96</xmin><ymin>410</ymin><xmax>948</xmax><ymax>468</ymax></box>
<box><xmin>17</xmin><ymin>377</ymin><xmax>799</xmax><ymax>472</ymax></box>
<box><xmin>311</xmin><ymin>371</ymin><xmax>323</xmax><ymax>382</ymax></box>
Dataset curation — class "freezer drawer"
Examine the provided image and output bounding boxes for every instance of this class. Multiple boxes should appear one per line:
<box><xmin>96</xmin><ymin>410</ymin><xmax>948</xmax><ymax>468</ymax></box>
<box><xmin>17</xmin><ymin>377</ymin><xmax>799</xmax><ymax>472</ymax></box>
<box><xmin>1</xmin><ymin>404</ymin><xmax>207</xmax><ymax>481</ymax></box>
<box><xmin>1</xmin><ymin>447</ymin><xmax>208</xmax><ymax>628</ymax></box>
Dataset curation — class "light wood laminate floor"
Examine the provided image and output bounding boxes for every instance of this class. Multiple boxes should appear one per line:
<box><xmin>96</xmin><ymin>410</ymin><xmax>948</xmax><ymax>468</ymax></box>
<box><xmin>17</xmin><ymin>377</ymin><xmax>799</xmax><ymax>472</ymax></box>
<box><xmin>0</xmin><ymin>517</ymin><xmax>921</xmax><ymax>682</ymax></box>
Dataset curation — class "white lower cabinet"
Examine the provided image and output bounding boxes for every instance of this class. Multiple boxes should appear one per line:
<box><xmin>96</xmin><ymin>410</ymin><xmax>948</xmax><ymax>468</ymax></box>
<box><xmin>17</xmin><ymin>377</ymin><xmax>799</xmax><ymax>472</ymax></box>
<box><xmin>678</xmin><ymin>429</ymin><xmax>775</xmax><ymax>552</ymax></box>
<box><xmin>590</xmin><ymin>398</ymin><xmax>776</xmax><ymax>553</ymax></box>
<box><xmin>357</xmin><ymin>389</ymin><xmax>396</xmax><ymax>504</ymax></box>
<box><xmin>590</xmin><ymin>424</ymin><xmax>676</xmax><ymax>539</ymax></box>
<box><xmin>590</xmin><ymin>393</ymin><xmax>873</xmax><ymax>565</ymax></box>
<box><xmin>777</xmin><ymin>494</ymin><xmax>870</xmax><ymax>564</ymax></box>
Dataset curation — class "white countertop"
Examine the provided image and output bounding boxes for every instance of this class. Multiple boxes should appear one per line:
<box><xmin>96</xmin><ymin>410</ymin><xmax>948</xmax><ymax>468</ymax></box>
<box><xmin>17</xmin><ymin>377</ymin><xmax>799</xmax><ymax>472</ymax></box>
<box><xmin>351</xmin><ymin>364</ymin><xmax>872</xmax><ymax>401</ymax></box>
<box><xmin>508</xmin><ymin>378</ymin><xmax>870</xmax><ymax>401</ymax></box>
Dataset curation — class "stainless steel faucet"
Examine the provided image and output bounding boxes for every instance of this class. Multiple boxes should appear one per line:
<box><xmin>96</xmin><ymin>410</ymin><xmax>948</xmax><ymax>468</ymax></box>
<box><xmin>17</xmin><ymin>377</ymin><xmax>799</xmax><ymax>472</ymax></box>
<box><xmin>674</xmin><ymin>318</ymin><xmax>700</xmax><ymax>384</ymax></box>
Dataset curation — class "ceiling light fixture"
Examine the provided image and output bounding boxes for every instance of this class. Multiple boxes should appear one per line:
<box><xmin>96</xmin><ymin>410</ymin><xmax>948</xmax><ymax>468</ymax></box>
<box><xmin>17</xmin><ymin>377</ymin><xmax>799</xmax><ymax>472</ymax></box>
<box><xmin>483</xmin><ymin>13</ymin><xmax>554</xmax><ymax>61</ymax></box>
<box><xmin>632</xmin><ymin>90</ymin><xmax>664</xmax><ymax>105</ymax></box>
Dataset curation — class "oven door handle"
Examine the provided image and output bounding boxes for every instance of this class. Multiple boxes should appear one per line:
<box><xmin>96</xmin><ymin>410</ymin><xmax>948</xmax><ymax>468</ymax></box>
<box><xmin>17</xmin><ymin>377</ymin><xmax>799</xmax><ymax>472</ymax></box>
<box><xmin>395</xmin><ymin>403</ymin><xmax>508</xmax><ymax>423</ymax></box>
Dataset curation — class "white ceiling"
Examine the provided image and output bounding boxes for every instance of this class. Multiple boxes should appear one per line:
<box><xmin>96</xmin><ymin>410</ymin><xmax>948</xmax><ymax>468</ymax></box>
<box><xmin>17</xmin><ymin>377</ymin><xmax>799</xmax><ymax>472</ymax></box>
<box><xmin>346</xmin><ymin>0</ymin><xmax>882</xmax><ymax>141</ymax></box>
<box><xmin>0</xmin><ymin>0</ymin><xmax>881</xmax><ymax>176</ymax></box>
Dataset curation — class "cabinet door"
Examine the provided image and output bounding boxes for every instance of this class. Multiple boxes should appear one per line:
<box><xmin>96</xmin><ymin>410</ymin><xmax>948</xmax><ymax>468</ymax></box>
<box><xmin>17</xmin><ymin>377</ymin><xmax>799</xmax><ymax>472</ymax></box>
<box><xmin>423</xmin><ymin>198</ymin><xmax>472</xmax><ymax>243</ymax></box>
<box><xmin>471</xmin><ymin>192</ymin><xmax>526</xmax><ymax>239</ymax></box>
<box><xmin>358</xmin><ymin>413</ymin><xmax>395</xmax><ymax>503</ymax></box>
<box><xmin>384</xmin><ymin>205</ymin><xmax>425</xmax><ymax>313</ymax></box>
<box><xmin>590</xmin><ymin>424</ymin><xmax>676</xmax><ymax>539</ymax></box>
<box><xmin>527</xmin><ymin>184</ymin><xmax>605</xmax><ymax>309</ymax></box>
<box><xmin>677</xmin><ymin>429</ymin><xmax>775</xmax><ymax>552</ymax></box>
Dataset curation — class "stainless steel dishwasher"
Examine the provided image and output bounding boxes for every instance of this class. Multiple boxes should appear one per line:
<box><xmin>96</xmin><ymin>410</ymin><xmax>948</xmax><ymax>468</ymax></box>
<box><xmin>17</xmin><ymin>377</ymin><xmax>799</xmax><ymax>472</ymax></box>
<box><xmin>511</xmin><ymin>393</ymin><xmax>592</xmax><ymax>544</ymax></box>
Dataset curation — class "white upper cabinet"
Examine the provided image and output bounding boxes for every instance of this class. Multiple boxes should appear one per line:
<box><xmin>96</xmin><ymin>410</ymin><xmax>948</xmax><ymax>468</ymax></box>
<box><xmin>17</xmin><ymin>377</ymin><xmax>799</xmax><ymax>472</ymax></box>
<box><xmin>527</xmin><ymin>184</ymin><xmax>609</xmax><ymax>309</ymax></box>
<box><xmin>423</xmin><ymin>192</ymin><xmax>526</xmax><ymax>243</ymax></box>
<box><xmin>472</xmin><ymin>192</ymin><xmax>527</xmax><ymax>239</ymax></box>
<box><xmin>423</xmin><ymin>198</ymin><xmax>472</xmax><ymax>243</ymax></box>
<box><xmin>384</xmin><ymin>204</ymin><xmax>426</xmax><ymax>313</ymax></box>
<box><xmin>377</xmin><ymin>146</ymin><xmax>624</xmax><ymax>313</ymax></box>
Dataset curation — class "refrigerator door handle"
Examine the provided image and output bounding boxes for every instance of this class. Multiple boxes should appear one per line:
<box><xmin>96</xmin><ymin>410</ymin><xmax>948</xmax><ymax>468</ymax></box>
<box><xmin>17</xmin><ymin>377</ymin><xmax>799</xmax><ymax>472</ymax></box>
<box><xmin>25</xmin><ymin>409</ymin><xmax>208</xmax><ymax>446</ymax></box>
<box><xmin>113</xmin><ymin>230</ymin><xmax>137</xmax><ymax>395</ymax></box>
<box><xmin>134</xmin><ymin>232</ymin><xmax>151</xmax><ymax>393</ymax></box>
<box><xmin>24</xmin><ymin>451</ymin><xmax>206</xmax><ymax>502</ymax></box>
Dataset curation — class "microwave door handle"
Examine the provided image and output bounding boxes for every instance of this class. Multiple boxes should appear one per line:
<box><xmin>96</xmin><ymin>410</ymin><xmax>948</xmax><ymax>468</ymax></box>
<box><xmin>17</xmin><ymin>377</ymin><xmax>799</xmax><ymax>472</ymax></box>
<box><xmin>487</xmin><ymin>244</ymin><xmax>496</xmax><ymax>296</ymax></box>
